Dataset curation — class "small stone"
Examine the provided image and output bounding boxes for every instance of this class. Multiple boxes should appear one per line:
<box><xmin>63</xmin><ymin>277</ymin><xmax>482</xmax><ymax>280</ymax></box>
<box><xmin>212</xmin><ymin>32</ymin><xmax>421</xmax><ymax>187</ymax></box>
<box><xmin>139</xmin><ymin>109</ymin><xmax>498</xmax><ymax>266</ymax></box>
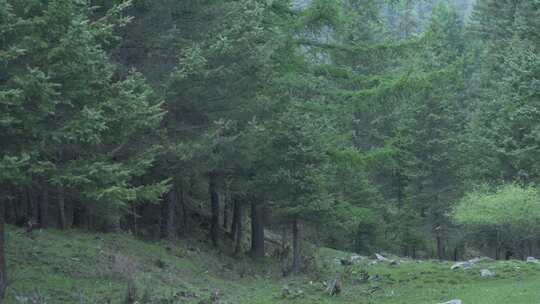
<box><xmin>340</xmin><ymin>258</ymin><xmax>353</xmax><ymax>266</ymax></box>
<box><xmin>281</xmin><ymin>286</ymin><xmax>290</xmax><ymax>298</ymax></box>
<box><xmin>480</xmin><ymin>269</ymin><xmax>495</xmax><ymax>277</ymax></box>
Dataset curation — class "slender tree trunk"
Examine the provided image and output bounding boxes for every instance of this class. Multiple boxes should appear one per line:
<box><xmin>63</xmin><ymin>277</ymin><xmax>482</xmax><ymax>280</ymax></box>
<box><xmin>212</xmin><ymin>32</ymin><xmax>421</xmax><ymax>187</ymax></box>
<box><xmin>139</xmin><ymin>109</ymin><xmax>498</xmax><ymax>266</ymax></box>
<box><xmin>0</xmin><ymin>198</ymin><xmax>7</xmax><ymax>302</ymax></box>
<box><xmin>250</xmin><ymin>202</ymin><xmax>264</xmax><ymax>258</ymax></box>
<box><xmin>27</xmin><ymin>187</ymin><xmax>38</xmax><ymax>224</ymax></box>
<box><xmin>161</xmin><ymin>187</ymin><xmax>177</xmax><ymax>239</ymax></box>
<box><xmin>12</xmin><ymin>192</ymin><xmax>23</xmax><ymax>224</ymax></box>
<box><xmin>179</xmin><ymin>184</ymin><xmax>187</xmax><ymax>236</ymax></box>
<box><xmin>231</xmin><ymin>198</ymin><xmax>239</xmax><ymax>240</ymax></box>
<box><xmin>396</xmin><ymin>172</ymin><xmax>404</xmax><ymax>208</ymax></box>
<box><xmin>131</xmin><ymin>204</ymin><xmax>137</xmax><ymax>235</ymax></box>
<box><xmin>6</xmin><ymin>197</ymin><xmax>16</xmax><ymax>224</ymax></box>
<box><xmin>495</xmin><ymin>230</ymin><xmax>502</xmax><ymax>260</ymax></box>
<box><xmin>209</xmin><ymin>172</ymin><xmax>219</xmax><ymax>247</ymax></box>
<box><xmin>223</xmin><ymin>192</ymin><xmax>229</xmax><ymax>231</ymax></box>
<box><xmin>436</xmin><ymin>234</ymin><xmax>444</xmax><ymax>260</ymax></box>
<box><xmin>235</xmin><ymin>203</ymin><xmax>243</xmax><ymax>254</ymax></box>
<box><xmin>281</xmin><ymin>226</ymin><xmax>289</xmax><ymax>276</ymax></box>
<box><xmin>292</xmin><ymin>216</ymin><xmax>300</xmax><ymax>274</ymax></box>
<box><xmin>57</xmin><ymin>184</ymin><xmax>66</xmax><ymax>229</ymax></box>
<box><xmin>40</xmin><ymin>187</ymin><xmax>49</xmax><ymax>229</ymax></box>
<box><xmin>231</xmin><ymin>198</ymin><xmax>243</xmax><ymax>253</ymax></box>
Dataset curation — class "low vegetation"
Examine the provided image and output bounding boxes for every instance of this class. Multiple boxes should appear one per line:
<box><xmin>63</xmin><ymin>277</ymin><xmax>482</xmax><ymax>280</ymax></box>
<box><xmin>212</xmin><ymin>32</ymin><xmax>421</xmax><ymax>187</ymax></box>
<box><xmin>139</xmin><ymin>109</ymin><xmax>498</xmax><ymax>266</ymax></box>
<box><xmin>7</xmin><ymin>227</ymin><xmax>540</xmax><ymax>304</ymax></box>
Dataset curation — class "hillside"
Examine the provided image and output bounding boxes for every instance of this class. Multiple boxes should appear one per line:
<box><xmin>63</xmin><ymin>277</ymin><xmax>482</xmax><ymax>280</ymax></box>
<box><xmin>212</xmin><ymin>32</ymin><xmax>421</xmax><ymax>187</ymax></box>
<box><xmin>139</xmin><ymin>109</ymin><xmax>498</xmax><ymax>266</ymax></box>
<box><xmin>6</xmin><ymin>227</ymin><xmax>540</xmax><ymax>304</ymax></box>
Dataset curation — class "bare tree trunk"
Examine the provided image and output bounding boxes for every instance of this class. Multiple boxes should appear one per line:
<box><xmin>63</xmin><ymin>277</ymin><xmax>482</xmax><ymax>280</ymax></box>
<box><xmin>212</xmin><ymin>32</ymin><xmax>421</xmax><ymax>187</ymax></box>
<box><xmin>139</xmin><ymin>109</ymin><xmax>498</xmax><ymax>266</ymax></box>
<box><xmin>436</xmin><ymin>234</ymin><xmax>444</xmax><ymax>260</ymax></box>
<box><xmin>223</xmin><ymin>191</ymin><xmax>229</xmax><ymax>231</ymax></box>
<box><xmin>495</xmin><ymin>230</ymin><xmax>502</xmax><ymax>260</ymax></box>
<box><xmin>292</xmin><ymin>216</ymin><xmax>300</xmax><ymax>274</ymax></box>
<box><xmin>27</xmin><ymin>187</ymin><xmax>38</xmax><ymax>224</ymax></box>
<box><xmin>0</xmin><ymin>198</ymin><xmax>7</xmax><ymax>303</ymax></box>
<box><xmin>235</xmin><ymin>204</ymin><xmax>243</xmax><ymax>254</ymax></box>
<box><xmin>57</xmin><ymin>184</ymin><xmax>66</xmax><ymax>230</ymax></box>
<box><xmin>231</xmin><ymin>198</ymin><xmax>239</xmax><ymax>240</ymax></box>
<box><xmin>179</xmin><ymin>184</ymin><xmax>187</xmax><ymax>236</ymax></box>
<box><xmin>231</xmin><ymin>198</ymin><xmax>243</xmax><ymax>254</ymax></box>
<box><xmin>281</xmin><ymin>226</ymin><xmax>289</xmax><ymax>276</ymax></box>
<box><xmin>250</xmin><ymin>202</ymin><xmax>264</xmax><ymax>258</ymax></box>
<box><xmin>6</xmin><ymin>196</ymin><xmax>17</xmax><ymax>224</ymax></box>
<box><xmin>161</xmin><ymin>187</ymin><xmax>177</xmax><ymax>239</ymax></box>
<box><xmin>40</xmin><ymin>187</ymin><xmax>49</xmax><ymax>229</ymax></box>
<box><xmin>209</xmin><ymin>172</ymin><xmax>219</xmax><ymax>247</ymax></box>
<box><xmin>131</xmin><ymin>204</ymin><xmax>137</xmax><ymax>234</ymax></box>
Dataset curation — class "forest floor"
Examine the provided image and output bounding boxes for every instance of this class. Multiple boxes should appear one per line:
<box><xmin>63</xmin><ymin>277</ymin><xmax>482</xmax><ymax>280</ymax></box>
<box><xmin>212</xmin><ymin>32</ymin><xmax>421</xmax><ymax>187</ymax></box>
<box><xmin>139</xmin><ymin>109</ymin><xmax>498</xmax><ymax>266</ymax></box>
<box><xmin>6</xmin><ymin>226</ymin><xmax>540</xmax><ymax>304</ymax></box>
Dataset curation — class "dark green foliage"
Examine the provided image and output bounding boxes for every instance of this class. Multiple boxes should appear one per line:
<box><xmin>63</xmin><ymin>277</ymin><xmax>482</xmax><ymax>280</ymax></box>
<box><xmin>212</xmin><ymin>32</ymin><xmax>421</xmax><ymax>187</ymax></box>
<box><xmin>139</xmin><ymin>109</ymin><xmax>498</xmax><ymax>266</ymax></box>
<box><xmin>1</xmin><ymin>1</ymin><xmax>539</xmax><ymax>298</ymax></box>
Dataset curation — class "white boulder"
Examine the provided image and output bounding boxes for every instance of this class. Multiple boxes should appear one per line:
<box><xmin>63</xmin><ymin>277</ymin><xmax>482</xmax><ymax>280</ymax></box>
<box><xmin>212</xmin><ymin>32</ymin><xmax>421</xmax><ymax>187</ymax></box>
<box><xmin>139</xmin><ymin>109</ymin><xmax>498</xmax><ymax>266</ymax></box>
<box><xmin>375</xmin><ymin>253</ymin><xmax>388</xmax><ymax>262</ymax></box>
<box><xmin>527</xmin><ymin>256</ymin><xmax>539</xmax><ymax>264</ymax></box>
<box><xmin>451</xmin><ymin>261</ymin><xmax>473</xmax><ymax>270</ymax></box>
<box><xmin>440</xmin><ymin>300</ymin><xmax>462</xmax><ymax>304</ymax></box>
<box><xmin>480</xmin><ymin>269</ymin><xmax>495</xmax><ymax>277</ymax></box>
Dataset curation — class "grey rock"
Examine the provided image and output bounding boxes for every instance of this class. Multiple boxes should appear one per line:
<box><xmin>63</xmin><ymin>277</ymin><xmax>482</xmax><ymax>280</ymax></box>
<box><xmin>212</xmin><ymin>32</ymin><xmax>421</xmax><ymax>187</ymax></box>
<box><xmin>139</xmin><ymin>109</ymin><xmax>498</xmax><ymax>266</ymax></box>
<box><xmin>390</xmin><ymin>260</ymin><xmax>400</xmax><ymax>266</ymax></box>
<box><xmin>451</xmin><ymin>261</ymin><xmax>473</xmax><ymax>270</ymax></box>
<box><xmin>290</xmin><ymin>0</ymin><xmax>311</xmax><ymax>11</ymax></box>
<box><xmin>281</xmin><ymin>286</ymin><xmax>290</xmax><ymax>298</ymax></box>
<box><xmin>527</xmin><ymin>256</ymin><xmax>539</xmax><ymax>263</ymax></box>
<box><xmin>375</xmin><ymin>253</ymin><xmax>388</xmax><ymax>262</ymax></box>
<box><xmin>468</xmin><ymin>257</ymin><xmax>481</xmax><ymax>264</ymax></box>
<box><xmin>350</xmin><ymin>254</ymin><xmax>364</xmax><ymax>263</ymax></box>
<box><xmin>440</xmin><ymin>300</ymin><xmax>462</xmax><ymax>304</ymax></box>
<box><xmin>480</xmin><ymin>269</ymin><xmax>495</xmax><ymax>277</ymax></box>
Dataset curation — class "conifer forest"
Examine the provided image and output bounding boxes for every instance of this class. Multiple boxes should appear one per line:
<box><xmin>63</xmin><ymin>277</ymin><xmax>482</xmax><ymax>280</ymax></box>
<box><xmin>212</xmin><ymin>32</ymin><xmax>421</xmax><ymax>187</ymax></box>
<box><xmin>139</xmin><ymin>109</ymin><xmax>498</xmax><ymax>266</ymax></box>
<box><xmin>2</xmin><ymin>1</ymin><xmax>540</xmax><ymax>303</ymax></box>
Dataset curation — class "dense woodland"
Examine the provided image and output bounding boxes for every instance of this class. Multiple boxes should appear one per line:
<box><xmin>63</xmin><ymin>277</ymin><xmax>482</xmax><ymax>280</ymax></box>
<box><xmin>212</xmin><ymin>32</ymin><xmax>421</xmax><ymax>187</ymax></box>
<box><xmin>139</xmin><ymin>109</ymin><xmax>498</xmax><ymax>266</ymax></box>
<box><xmin>1</xmin><ymin>0</ymin><xmax>540</xmax><ymax>301</ymax></box>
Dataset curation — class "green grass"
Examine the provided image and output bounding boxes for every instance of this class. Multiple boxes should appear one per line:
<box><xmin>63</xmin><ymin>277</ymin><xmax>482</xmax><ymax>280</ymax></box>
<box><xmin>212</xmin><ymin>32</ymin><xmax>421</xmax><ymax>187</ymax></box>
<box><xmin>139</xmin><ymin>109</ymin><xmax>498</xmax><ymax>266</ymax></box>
<box><xmin>6</xmin><ymin>226</ymin><xmax>540</xmax><ymax>303</ymax></box>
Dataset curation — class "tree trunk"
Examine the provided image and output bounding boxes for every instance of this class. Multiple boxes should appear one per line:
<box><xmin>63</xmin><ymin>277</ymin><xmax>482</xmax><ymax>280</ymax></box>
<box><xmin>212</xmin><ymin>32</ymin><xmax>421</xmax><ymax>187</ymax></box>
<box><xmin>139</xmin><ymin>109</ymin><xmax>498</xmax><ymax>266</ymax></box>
<box><xmin>231</xmin><ymin>198</ymin><xmax>239</xmax><ymax>240</ymax></box>
<box><xmin>495</xmin><ymin>230</ymin><xmax>502</xmax><ymax>260</ymax></box>
<box><xmin>250</xmin><ymin>202</ymin><xmax>264</xmax><ymax>258</ymax></box>
<box><xmin>0</xmin><ymin>198</ymin><xmax>7</xmax><ymax>303</ymax></box>
<box><xmin>281</xmin><ymin>227</ymin><xmax>289</xmax><ymax>276</ymax></box>
<box><xmin>179</xmin><ymin>184</ymin><xmax>187</xmax><ymax>236</ymax></box>
<box><xmin>223</xmin><ymin>192</ymin><xmax>229</xmax><ymax>231</ymax></box>
<box><xmin>232</xmin><ymin>199</ymin><xmax>243</xmax><ymax>254</ymax></box>
<box><xmin>6</xmin><ymin>197</ymin><xmax>17</xmax><ymax>224</ymax></box>
<box><xmin>57</xmin><ymin>184</ymin><xmax>66</xmax><ymax>229</ymax></box>
<box><xmin>235</xmin><ymin>205</ymin><xmax>243</xmax><ymax>254</ymax></box>
<box><xmin>292</xmin><ymin>216</ymin><xmax>300</xmax><ymax>274</ymax></box>
<box><xmin>40</xmin><ymin>187</ymin><xmax>49</xmax><ymax>229</ymax></box>
<box><xmin>161</xmin><ymin>187</ymin><xmax>177</xmax><ymax>239</ymax></box>
<box><xmin>27</xmin><ymin>187</ymin><xmax>38</xmax><ymax>224</ymax></box>
<box><xmin>436</xmin><ymin>234</ymin><xmax>444</xmax><ymax>260</ymax></box>
<box><xmin>209</xmin><ymin>172</ymin><xmax>219</xmax><ymax>247</ymax></box>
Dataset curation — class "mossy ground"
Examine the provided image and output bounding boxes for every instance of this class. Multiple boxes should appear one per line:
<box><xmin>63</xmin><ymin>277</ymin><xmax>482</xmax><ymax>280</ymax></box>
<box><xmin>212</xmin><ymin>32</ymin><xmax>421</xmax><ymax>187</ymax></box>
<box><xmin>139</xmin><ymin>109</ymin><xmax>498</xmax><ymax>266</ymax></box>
<box><xmin>6</xmin><ymin>226</ymin><xmax>540</xmax><ymax>303</ymax></box>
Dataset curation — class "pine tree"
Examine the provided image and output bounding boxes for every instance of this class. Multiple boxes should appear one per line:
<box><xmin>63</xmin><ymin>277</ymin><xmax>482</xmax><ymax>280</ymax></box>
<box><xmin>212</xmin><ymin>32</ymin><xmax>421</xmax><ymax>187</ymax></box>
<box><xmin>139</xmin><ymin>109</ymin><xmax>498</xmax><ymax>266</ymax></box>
<box><xmin>0</xmin><ymin>1</ymin><xmax>168</xmax><ymax>298</ymax></box>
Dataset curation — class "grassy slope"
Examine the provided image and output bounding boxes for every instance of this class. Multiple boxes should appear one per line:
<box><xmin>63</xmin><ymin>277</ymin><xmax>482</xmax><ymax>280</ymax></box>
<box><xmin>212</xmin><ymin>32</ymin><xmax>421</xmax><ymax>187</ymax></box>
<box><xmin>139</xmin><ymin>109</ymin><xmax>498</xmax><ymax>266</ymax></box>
<box><xmin>6</xmin><ymin>226</ymin><xmax>540</xmax><ymax>304</ymax></box>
